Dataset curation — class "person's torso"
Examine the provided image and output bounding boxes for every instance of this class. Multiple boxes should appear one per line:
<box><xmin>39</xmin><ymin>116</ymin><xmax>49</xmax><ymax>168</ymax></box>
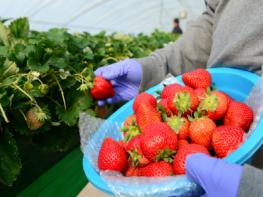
<box><xmin>207</xmin><ymin>0</ymin><xmax>263</xmax><ymax>73</ymax></box>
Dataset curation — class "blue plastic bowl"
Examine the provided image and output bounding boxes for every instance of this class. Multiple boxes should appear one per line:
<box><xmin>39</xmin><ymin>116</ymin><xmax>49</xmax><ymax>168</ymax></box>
<box><xmin>83</xmin><ymin>67</ymin><xmax>263</xmax><ymax>195</ymax></box>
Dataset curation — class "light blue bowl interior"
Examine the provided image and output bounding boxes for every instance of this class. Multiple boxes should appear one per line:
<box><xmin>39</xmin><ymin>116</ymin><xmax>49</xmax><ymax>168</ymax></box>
<box><xmin>83</xmin><ymin>67</ymin><xmax>262</xmax><ymax>195</ymax></box>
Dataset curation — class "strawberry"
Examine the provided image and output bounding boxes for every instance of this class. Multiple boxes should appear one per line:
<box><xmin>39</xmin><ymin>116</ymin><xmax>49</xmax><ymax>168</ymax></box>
<box><xmin>161</xmin><ymin>84</ymin><xmax>182</xmax><ymax>99</ymax></box>
<box><xmin>194</xmin><ymin>88</ymin><xmax>206</xmax><ymax>102</ymax></box>
<box><xmin>158</xmin><ymin>99</ymin><xmax>172</xmax><ymax>117</ymax></box>
<box><xmin>121</xmin><ymin>115</ymin><xmax>140</xmax><ymax>142</ymax></box>
<box><xmin>139</xmin><ymin>161</ymin><xmax>173</xmax><ymax>177</ymax></box>
<box><xmin>133</xmin><ymin>93</ymin><xmax>157</xmax><ymax>112</ymax></box>
<box><xmin>223</xmin><ymin>101</ymin><xmax>253</xmax><ymax>131</ymax></box>
<box><xmin>123</xmin><ymin>114</ymin><xmax>136</xmax><ymax>127</ymax></box>
<box><xmin>140</xmin><ymin>122</ymin><xmax>177</xmax><ymax>162</ymax></box>
<box><xmin>178</xmin><ymin>139</ymin><xmax>189</xmax><ymax>149</ymax></box>
<box><xmin>198</xmin><ymin>91</ymin><xmax>229</xmax><ymax>121</ymax></box>
<box><xmin>189</xmin><ymin>117</ymin><xmax>216</xmax><ymax>148</ymax></box>
<box><xmin>167</xmin><ymin>116</ymin><xmax>190</xmax><ymax>140</ymax></box>
<box><xmin>126</xmin><ymin>136</ymin><xmax>150</xmax><ymax>167</ymax></box>
<box><xmin>90</xmin><ymin>76</ymin><xmax>115</xmax><ymax>100</ymax></box>
<box><xmin>118</xmin><ymin>140</ymin><xmax>127</xmax><ymax>149</ymax></box>
<box><xmin>212</xmin><ymin>125</ymin><xmax>245</xmax><ymax>158</ymax></box>
<box><xmin>173</xmin><ymin>144</ymin><xmax>209</xmax><ymax>175</ymax></box>
<box><xmin>124</xmin><ymin>165</ymin><xmax>140</xmax><ymax>177</ymax></box>
<box><xmin>220</xmin><ymin>92</ymin><xmax>233</xmax><ymax>105</ymax></box>
<box><xmin>26</xmin><ymin>107</ymin><xmax>46</xmax><ymax>130</ymax></box>
<box><xmin>182</xmin><ymin>69</ymin><xmax>211</xmax><ymax>89</ymax></box>
<box><xmin>98</xmin><ymin>138</ymin><xmax>127</xmax><ymax>172</ymax></box>
<box><xmin>167</xmin><ymin>87</ymin><xmax>199</xmax><ymax>115</ymax></box>
<box><xmin>135</xmin><ymin>104</ymin><xmax>162</xmax><ymax>130</ymax></box>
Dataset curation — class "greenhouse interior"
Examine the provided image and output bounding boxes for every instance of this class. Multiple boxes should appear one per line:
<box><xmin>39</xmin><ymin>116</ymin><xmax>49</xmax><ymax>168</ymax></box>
<box><xmin>0</xmin><ymin>0</ymin><xmax>263</xmax><ymax>197</ymax></box>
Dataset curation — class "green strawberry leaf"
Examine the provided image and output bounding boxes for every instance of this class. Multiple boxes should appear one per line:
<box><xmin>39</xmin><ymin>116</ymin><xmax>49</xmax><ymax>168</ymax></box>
<box><xmin>0</xmin><ymin>129</ymin><xmax>22</xmax><ymax>186</ymax></box>
<box><xmin>9</xmin><ymin>17</ymin><xmax>29</xmax><ymax>39</ymax></box>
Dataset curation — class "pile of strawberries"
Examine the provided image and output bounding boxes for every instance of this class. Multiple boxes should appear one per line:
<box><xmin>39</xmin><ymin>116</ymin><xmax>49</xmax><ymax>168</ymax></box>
<box><xmin>98</xmin><ymin>69</ymin><xmax>254</xmax><ymax>177</ymax></box>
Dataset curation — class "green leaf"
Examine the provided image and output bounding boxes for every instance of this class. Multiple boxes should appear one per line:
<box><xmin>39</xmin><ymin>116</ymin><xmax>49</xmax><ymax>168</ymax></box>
<box><xmin>47</xmin><ymin>28</ymin><xmax>68</xmax><ymax>46</ymax></box>
<box><xmin>56</xmin><ymin>103</ymin><xmax>80</xmax><ymax>126</ymax></box>
<box><xmin>48</xmin><ymin>57</ymin><xmax>67</xmax><ymax>69</ymax></box>
<box><xmin>0</xmin><ymin>22</ymin><xmax>10</xmax><ymax>46</ymax></box>
<box><xmin>27</xmin><ymin>58</ymin><xmax>49</xmax><ymax>73</ymax></box>
<box><xmin>0</xmin><ymin>129</ymin><xmax>22</xmax><ymax>186</ymax></box>
<box><xmin>9</xmin><ymin>17</ymin><xmax>29</xmax><ymax>39</ymax></box>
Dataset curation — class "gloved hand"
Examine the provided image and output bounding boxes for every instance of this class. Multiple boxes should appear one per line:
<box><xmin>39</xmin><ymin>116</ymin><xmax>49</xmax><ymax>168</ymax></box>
<box><xmin>186</xmin><ymin>153</ymin><xmax>243</xmax><ymax>197</ymax></box>
<box><xmin>94</xmin><ymin>59</ymin><xmax>142</xmax><ymax>106</ymax></box>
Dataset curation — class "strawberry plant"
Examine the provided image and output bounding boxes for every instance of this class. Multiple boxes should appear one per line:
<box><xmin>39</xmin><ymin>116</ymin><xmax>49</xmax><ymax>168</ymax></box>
<box><xmin>0</xmin><ymin>17</ymin><xmax>179</xmax><ymax>186</ymax></box>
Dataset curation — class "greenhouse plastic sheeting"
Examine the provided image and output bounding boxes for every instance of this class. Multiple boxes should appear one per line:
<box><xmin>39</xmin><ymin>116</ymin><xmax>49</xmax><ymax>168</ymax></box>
<box><xmin>0</xmin><ymin>0</ymin><xmax>204</xmax><ymax>34</ymax></box>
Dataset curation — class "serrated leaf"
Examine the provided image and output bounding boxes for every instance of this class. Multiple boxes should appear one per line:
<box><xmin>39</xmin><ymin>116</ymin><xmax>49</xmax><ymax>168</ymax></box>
<box><xmin>9</xmin><ymin>17</ymin><xmax>29</xmax><ymax>39</ymax></box>
<box><xmin>27</xmin><ymin>58</ymin><xmax>49</xmax><ymax>73</ymax></box>
<box><xmin>0</xmin><ymin>22</ymin><xmax>10</xmax><ymax>46</ymax></box>
<box><xmin>0</xmin><ymin>129</ymin><xmax>22</xmax><ymax>186</ymax></box>
<box><xmin>48</xmin><ymin>57</ymin><xmax>67</xmax><ymax>69</ymax></box>
<box><xmin>56</xmin><ymin>103</ymin><xmax>80</xmax><ymax>126</ymax></box>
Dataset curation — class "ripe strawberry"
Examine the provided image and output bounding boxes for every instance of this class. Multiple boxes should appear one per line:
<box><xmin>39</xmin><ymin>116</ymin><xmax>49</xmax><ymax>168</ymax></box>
<box><xmin>124</xmin><ymin>165</ymin><xmax>140</xmax><ymax>177</ymax></box>
<box><xmin>212</xmin><ymin>125</ymin><xmax>245</xmax><ymax>158</ymax></box>
<box><xmin>126</xmin><ymin>136</ymin><xmax>150</xmax><ymax>167</ymax></box>
<box><xmin>140</xmin><ymin>122</ymin><xmax>177</xmax><ymax>162</ymax></box>
<box><xmin>121</xmin><ymin>115</ymin><xmax>140</xmax><ymax>142</ymax></box>
<box><xmin>140</xmin><ymin>161</ymin><xmax>173</xmax><ymax>177</ymax></box>
<box><xmin>133</xmin><ymin>93</ymin><xmax>157</xmax><ymax>112</ymax></box>
<box><xmin>194</xmin><ymin>88</ymin><xmax>206</xmax><ymax>102</ymax></box>
<box><xmin>98</xmin><ymin>138</ymin><xmax>127</xmax><ymax>172</ymax></box>
<box><xmin>118</xmin><ymin>140</ymin><xmax>127</xmax><ymax>149</ymax></box>
<box><xmin>26</xmin><ymin>107</ymin><xmax>46</xmax><ymax>130</ymax></box>
<box><xmin>173</xmin><ymin>144</ymin><xmax>209</xmax><ymax>175</ymax></box>
<box><xmin>189</xmin><ymin>117</ymin><xmax>216</xmax><ymax>148</ymax></box>
<box><xmin>223</xmin><ymin>101</ymin><xmax>253</xmax><ymax>131</ymax></box>
<box><xmin>161</xmin><ymin>84</ymin><xmax>182</xmax><ymax>99</ymax></box>
<box><xmin>158</xmin><ymin>99</ymin><xmax>172</xmax><ymax>117</ymax></box>
<box><xmin>135</xmin><ymin>104</ymin><xmax>162</xmax><ymax>130</ymax></box>
<box><xmin>198</xmin><ymin>91</ymin><xmax>228</xmax><ymax>121</ymax></box>
<box><xmin>167</xmin><ymin>116</ymin><xmax>190</xmax><ymax>140</ymax></box>
<box><xmin>220</xmin><ymin>92</ymin><xmax>233</xmax><ymax>105</ymax></box>
<box><xmin>90</xmin><ymin>76</ymin><xmax>115</xmax><ymax>100</ymax></box>
<box><xmin>167</xmin><ymin>87</ymin><xmax>199</xmax><ymax>115</ymax></box>
<box><xmin>123</xmin><ymin>114</ymin><xmax>136</xmax><ymax>127</ymax></box>
<box><xmin>178</xmin><ymin>139</ymin><xmax>189</xmax><ymax>149</ymax></box>
<box><xmin>182</xmin><ymin>69</ymin><xmax>211</xmax><ymax>89</ymax></box>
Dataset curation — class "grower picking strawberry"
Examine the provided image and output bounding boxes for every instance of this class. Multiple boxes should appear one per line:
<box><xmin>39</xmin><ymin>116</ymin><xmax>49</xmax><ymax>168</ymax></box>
<box><xmin>90</xmin><ymin>76</ymin><xmax>115</xmax><ymax>100</ymax></box>
<box><xmin>189</xmin><ymin>116</ymin><xmax>216</xmax><ymax>148</ymax></box>
<box><xmin>224</xmin><ymin>101</ymin><xmax>253</xmax><ymax>131</ymax></box>
<box><xmin>173</xmin><ymin>144</ymin><xmax>210</xmax><ymax>175</ymax></box>
<box><xmin>98</xmin><ymin>138</ymin><xmax>127</xmax><ymax>172</ymax></box>
<box><xmin>212</xmin><ymin>125</ymin><xmax>245</xmax><ymax>158</ymax></box>
<box><xmin>182</xmin><ymin>69</ymin><xmax>212</xmax><ymax>89</ymax></box>
<box><xmin>140</xmin><ymin>122</ymin><xmax>177</xmax><ymax>162</ymax></box>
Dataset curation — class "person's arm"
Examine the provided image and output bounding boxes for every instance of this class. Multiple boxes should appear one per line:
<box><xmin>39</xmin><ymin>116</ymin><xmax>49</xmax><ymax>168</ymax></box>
<box><xmin>137</xmin><ymin>0</ymin><xmax>217</xmax><ymax>90</ymax></box>
<box><xmin>238</xmin><ymin>165</ymin><xmax>263</xmax><ymax>197</ymax></box>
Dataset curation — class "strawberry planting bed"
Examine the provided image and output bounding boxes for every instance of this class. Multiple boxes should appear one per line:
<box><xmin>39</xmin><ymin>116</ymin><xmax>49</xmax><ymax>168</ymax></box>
<box><xmin>0</xmin><ymin>17</ymin><xmax>179</xmax><ymax>192</ymax></box>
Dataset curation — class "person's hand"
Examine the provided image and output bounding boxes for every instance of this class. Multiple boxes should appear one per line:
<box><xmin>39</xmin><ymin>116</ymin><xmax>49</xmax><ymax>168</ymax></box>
<box><xmin>94</xmin><ymin>59</ymin><xmax>142</xmax><ymax>106</ymax></box>
<box><xmin>186</xmin><ymin>153</ymin><xmax>243</xmax><ymax>197</ymax></box>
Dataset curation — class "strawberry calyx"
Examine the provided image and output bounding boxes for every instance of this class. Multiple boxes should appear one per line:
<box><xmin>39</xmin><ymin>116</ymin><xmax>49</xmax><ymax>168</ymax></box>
<box><xmin>128</xmin><ymin>150</ymin><xmax>149</xmax><ymax>167</ymax></box>
<box><xmin>157</xmin><ymin>104</ymin><xmax>168</xmax><ymax>121</ymax></box>
<box><xmin>173</xmin><ymin>91</ymin><xmax>192</xmax><ymax>115</ymax></box>
<box><xmin>156</xmin><ymin>148</ymin><xmax>176</xmax><ymax>163</ymax></box>
<box><xmin>198</xmin><ymin>93</ymin><xmax>218</xmax><ymax>113</ymax></box>
<box><xmin>167</xmin><ymin>116</ymin><xmax>183</xmax><ymax>134</ymax></box>
<box><xmin>121</xmin><ymin>122</ymin><xmax>141</xmax><ymax>142</ymax></box>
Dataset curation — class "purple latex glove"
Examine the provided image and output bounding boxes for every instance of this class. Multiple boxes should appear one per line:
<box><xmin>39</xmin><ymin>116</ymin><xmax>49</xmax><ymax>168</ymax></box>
<box><xmin>186</xmin><ymin>154</ymin><xmax>243</xmax><ymax>197</ymax></box>
<box><xmin>94</xmin><ymin>59</ymin><xmax>142</xmax><ymax>106</ymax></box>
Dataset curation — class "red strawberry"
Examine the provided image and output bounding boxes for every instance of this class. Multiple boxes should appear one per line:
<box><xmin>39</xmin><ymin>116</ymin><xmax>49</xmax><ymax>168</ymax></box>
<box><xmin>212</xmin><ymin>125</ymin><xmax>245</xmax><ymax>158</ymax></box>
<box><xmin>123</xmin><ymin>114</ymin><xmax>136</xmax><ymax>127</ymax></box>
<box><xmin>220</xmin><ymin>92</ymin><xmax>233</xmax><ymax>105</ymax></box>
<box><xmin>140</xmin><ymin>161</ymin><xmax>173</xmax><ymax>177</ymax></box>
<box><xmin>140</xmin><ymin>122</ymin><xmax>177</xmax><ymax>162</ymax></box>
<box><xmin>133</xmin><ymin>93</ymin><xmax>157</xmax><ymax>112</ymax></box>
<box><xmin>182</xmin><ymin>69</ymin><xmax>212</xmax><ymax>89</ymax></box>
<box><xmin>124</xmin><ymin>165</ymin><xmax>140</xmax><ymax>176</ymax></box>
<box><xmin>178</xmin><ymin>139</ymin><xmax>189</xmax><ymax>149</ymax></box>
<box><xmin>194</xmin><ymin>88</ymin><xmax>206</xmax><ymax>102</ymax></box>
<box><xmin>90</xmin><ymin>76</ymin><xmax>115</xmax><ymax>100</ymax></box>
<box><xmin>189</xmin><ymin>117</ymin><xmax>216</xmax><ymax>148</ymax></box>
<box><xmin>198</xmin><ymin>91</ymin><xmax>229</xmax><ymax>121</ymax></box>
<box><xmin>167</xmin><ymin>116</ymin><xmax>190</xmax><ymax>140</ymax></box>
<box><xmin>161</xmin><ymin>84</ymin><xmax>182</xmax><ymax>99</ymax></box>
<box><xmin>173</xmin><ymin>144</ymin><xmax>209</xmax><ymax>175</ymax></box>
<box><xmin>126</xmin><ymin>136</ymin><xmax>150</xmax><ymax>167</ymax></box>
<box><xmin>98</xmin><ymin>138</ymin><xmax>127</xmax><ymax>172</ymax></box>
<box><xmin>158</xmin><ymin>99</ymin><xmax>172</xmax><ymax>117</ymax></box>
<box><xmin>121</xmin><ymin>115</ymin><xmax>140</xmax><ymax>142</ymax></box>
<box><xmin>118</xmin><ymin>140</ymin><xmax>127</xmax><ymax>149</ymax></box>
<box><xmin>224</xmin><ymin>101</ymin><xmax>253</xmax><ymax>131</ymax></box>
<box><xmin>167</xmin><ymin>87</ymin><xmax>199</xmax><ymax>115</ymax></box>
<box><xmin>135</xmin><ymin>104</ymin><xmax>162</xmax><ymax>130</ymax></box>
